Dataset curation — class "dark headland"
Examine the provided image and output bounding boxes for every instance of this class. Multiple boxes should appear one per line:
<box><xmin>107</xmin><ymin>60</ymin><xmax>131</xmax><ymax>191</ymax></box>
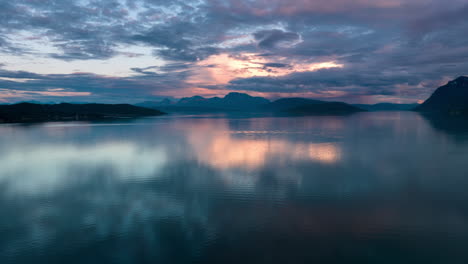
<box><xmin>415</xmin><ymin>76</ymin><xmax>468</xmax><ymax>116</ymax></box>
<box><xmin>413</xmin><ymin>76</ymin><xmax>468</xmax><ymax>134</ymax></box>
<box><xmin>0</xmin><ymin>103</ymin><xmax>165</xmax><ymax>124</ymax></box>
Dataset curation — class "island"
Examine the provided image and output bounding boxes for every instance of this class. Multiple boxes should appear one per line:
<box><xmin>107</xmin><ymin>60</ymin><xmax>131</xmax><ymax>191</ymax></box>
<box><xmin>0</xmin><ymin>103</ymin><xmax>165</xmax><ymax>123</ymax></box>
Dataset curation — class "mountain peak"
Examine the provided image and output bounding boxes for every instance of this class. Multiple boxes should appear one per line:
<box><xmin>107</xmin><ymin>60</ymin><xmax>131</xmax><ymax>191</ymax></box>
<box><xmin>186</xmin><ymin>95</ymin><xmax>205</xmax><ymax>100</ymax></box>
<box><xmin>454</xmin><ymin>76</ymin><xmax>468</xmax><ymax>81</ymax></box>
<box><xmin>223</xmin><ymin>92</ymin><xmax>270</xmax><ymax>107</ymax></box>
<box><xmin>178</xmin><ymin>95</ymin><xmax>206</xmax><ymax>105</ymax></box>
<box><xmin>160</xmin><ymin>98</ymin><xmax>172</xmax><ymax>104</ymax></box>
<box><xmin>224</xmin><ymin>92</ymin><xmax>252</xmax><ymax>99</ymax></box>
<box><xmin>449</xmin><ymin>76</ymin><xmax>468</xmax><ymax>86</ymax></box>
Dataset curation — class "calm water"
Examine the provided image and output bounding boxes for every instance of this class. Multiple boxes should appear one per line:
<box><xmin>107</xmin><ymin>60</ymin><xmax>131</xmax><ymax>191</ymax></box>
<box><xmin>1</xmin><ymin>112</ymin><xmax>468</xmax><ymax>264</ymax></box>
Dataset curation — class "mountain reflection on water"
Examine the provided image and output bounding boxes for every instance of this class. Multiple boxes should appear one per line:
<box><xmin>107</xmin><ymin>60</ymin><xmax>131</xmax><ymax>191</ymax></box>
<box><xmin>1</xmin><ymin>112</ymin><xmax>468</xmax><ymax>264</ymax></box>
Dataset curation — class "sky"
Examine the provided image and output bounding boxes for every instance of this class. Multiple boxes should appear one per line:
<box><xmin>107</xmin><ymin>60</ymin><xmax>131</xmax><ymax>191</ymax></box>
<box><xmin>0</xmin><ymin>0</ymin><xmax>467</xmax><ymax>104</ymax></box>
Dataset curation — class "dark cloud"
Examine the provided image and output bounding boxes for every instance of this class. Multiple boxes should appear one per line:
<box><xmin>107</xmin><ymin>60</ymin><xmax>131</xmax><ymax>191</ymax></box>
<box><xmin>130</xmin><ymin>66</ymin><xmax>160</xmax><ymax>75</ymax></box>
<box><xmin>50</xmin><ymin>39</ymin><xmax>117</xmax><ymax>60</ymax></box>
<box><xmin>262</xmin><ymin>63</ymin><xmax>291</xmax><ymax>68</ymax></box>
<box><xmin>130</xmin><ymin>63</ymin><xmax>192</xmax><ymax>75</ymax></box>
<box><xmin>254</xmin><ymin>29</ymin><xmax>301</xmax><ymax>49</ymax></box>
<box><xmin>132</xmin><ymin>23</ymin><xmax>194</xmax><ymax>51</ymax></box>
<box><xmin>157</xmin><ymin>47</ymin><xmax>219</xmax><ymax>62</ymax></box>
<box><xmin>0</xmin><ymin>68</ymin><xmax>188</xmax><ymax>103</ymax></box>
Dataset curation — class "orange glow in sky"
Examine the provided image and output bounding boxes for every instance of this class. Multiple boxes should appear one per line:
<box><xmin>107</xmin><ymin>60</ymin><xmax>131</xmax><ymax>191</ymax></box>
<box><xmin>189</xmin><ymin>53</ymin><xmax>344</xmax><ymax>86</ymax></box>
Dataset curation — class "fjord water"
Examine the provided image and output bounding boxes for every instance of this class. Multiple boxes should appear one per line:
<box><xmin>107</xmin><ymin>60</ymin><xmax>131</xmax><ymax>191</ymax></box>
<box><xmin>1</xmin><ymin>112</ymin><xmax>468</xmax><ymax>264</ymax></box>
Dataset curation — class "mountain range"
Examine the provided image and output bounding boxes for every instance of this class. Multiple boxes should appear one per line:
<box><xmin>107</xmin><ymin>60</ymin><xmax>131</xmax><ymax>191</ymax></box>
<box><xmin>137</xmin><ymin>92</ymin><xmax>270</xmax><ymax>112</ymax></box>
<box><xmin>137</xmin><ymin>93</ymin><xmax>364</xmax><ymax>115</ymax></box>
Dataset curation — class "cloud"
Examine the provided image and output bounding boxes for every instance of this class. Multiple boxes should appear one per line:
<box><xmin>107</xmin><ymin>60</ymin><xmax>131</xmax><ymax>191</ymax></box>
<box><xmin>130</xmin><ymin>66</ymin><xmax>160</xmax><ymax>75</ymax></box>
<box><xmin>253</xmin><ymin>29</ymin><xmax>301</xmax><ymax>49</ymax></box>
<box><xmin>157</xmin><ymin>46</ymin><xmax>219</xmax><ymax>62</ymax></box>
<box><xmin>262</xmin><ymin>63</ymin><xmax>291</xmax><ymax>68</ymax></box>
<box><xmin>0</xmin><ymin>68</ymin><xmax>189</xmax><ymax>103</ymax></box>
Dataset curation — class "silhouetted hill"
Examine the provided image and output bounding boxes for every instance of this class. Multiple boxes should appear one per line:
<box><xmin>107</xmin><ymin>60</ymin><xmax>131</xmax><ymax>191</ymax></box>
<box><xmin>354</xmin><ymin>103</ymin><xmax>419</xmax><ymax>111</ymax></box>
<box><xmin>177</xmin><ymin>92</ymin><xmax>270</xmax><ymax>110</ymax></box>
<box><xmin>178</xmin><ymin>95</ymin><xmax>208</xmax><ymax>106</ymax></box>
<box><xmin>415</xmin><ymin>76</ymin><xmax>468</xmax><ymax>115</ymax></box>
<box><xmin>137</xmin><ymin>98</ymin><xmax>175</xmax><ymax>108</ymax></box>
<box><xmin>220</xmin><ymin>92</ymin><xmax>270</xmax><ymax>109</ymax></box>
<box><xmin>0</xmin><ymin>103</ymin><xmax>165</xmax><ymax>123</ymax></box>
<box><xmin>261</xmin><ymin>97</ymin><xmax>363</xmax><ymax>115</ymax></box>
<box><xmin>263</xmin><ymin>98</ymin><xmax>324</xmax><ymax>111</ymax></box>
<box><xmin>286</xmin><ymin>102</ymin><xmax>364</xmax><ymax>115</ymax></box>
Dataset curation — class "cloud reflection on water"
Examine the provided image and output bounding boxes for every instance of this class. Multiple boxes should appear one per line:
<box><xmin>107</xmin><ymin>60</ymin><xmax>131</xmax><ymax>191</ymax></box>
<box><xmin>0</xmin><ymin>142</ymin><xmax>167</xmax><ymax>194</ymax></box>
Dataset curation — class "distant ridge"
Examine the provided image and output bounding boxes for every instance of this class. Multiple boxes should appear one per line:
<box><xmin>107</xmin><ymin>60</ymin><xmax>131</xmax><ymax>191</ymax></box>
<box><xmin>137</xmin><ymin>92</ymin><xmax>365</xmax><ymax>115</ymax></box>
<box><xmin>138</xmin><ymin>92</ymin><xmax>270</xmax><ymax>112</ymax></box>
<box><xmin>176</xmin><ymin>92</ymin><xmax>270</xmax><ymax>110</ymax></box>
<box><xmin>0</xmin><ymin>103</ymin><xmax>165</xmax><ymax>123</ymax></box>
<box><xmin>354</xmin><ymin>103</ymin><xmax>419</xmax><ymax>111</ymax></box>
<box><xmin>263</xmin><ymin>98</ymin><xmax>324</xmax><ymax>111</ymax></box>
<box><xmin>286</xmin><ymin>102</ymin><xmax>363</xmax><ymax>115</ymax></box>
<box><xmin>415</xmin><ymin>76</ymin><xmax>468</xmax><ymax>115</ymax></box>
<box><xmin>137</xmin><ymin>98</ymin><xmax>175</xmax><ymax>109</ymax></box>
<box><xmin>263</xmin><ymin>98</ymin><xmax>363</xmax><ymax>115</ymax></box>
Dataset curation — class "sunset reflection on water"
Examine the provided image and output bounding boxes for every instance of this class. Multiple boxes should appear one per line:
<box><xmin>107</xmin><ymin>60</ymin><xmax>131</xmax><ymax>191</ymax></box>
<box><xmin>180</xmin><ymin>117</ymin><xmax>342</xmax><ymax>170</ymax></box>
